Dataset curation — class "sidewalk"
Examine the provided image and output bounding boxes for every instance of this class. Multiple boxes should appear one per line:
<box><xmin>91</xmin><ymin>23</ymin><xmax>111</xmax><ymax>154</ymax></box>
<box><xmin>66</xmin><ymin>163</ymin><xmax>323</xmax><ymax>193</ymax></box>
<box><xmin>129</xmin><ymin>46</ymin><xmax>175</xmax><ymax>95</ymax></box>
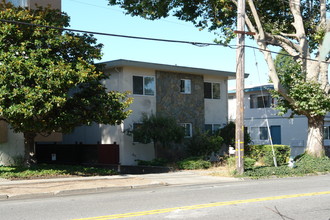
<box><xmin>0</xmin><ymin>171</ymin><xmax>240</xmax><ymax>200</ymax></box>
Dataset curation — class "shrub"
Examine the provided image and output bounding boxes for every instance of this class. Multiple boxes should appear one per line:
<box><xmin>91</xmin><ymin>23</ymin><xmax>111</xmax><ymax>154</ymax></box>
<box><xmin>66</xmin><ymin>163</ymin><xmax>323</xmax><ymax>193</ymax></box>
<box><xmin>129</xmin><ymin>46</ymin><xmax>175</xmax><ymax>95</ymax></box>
<box><xmin>226</xmin><ymin>156</ymin><xmax>256</xmax><ymax>170</ymax></box>
<box><xmin>294</xmin><ymin>153</ymin><xmax>330</xmax><ymax>173</ymax></box>
<box><xmin>136</xmin><ymin>158</ymin><xmax>168</xmax><ymax>166</ymax></box>
<box><xmin>242</xmin><ymin>154</ymin><xmax>330</xmax><ymax>179</ymax></box>
<box><xmin>245</xmin><ymin>145</ymin><xmax>290</xmax><ymax>166</ymax></box>
<box><xmin>177</xmin><ymin>157</ymin><xmax>212</xmax><ymax>170</ymax></box>
<box><xmin>244</xmin><ymin>157</ymin><xmax>257</xmax><ymax>170</ymax></box>
<box><xmin>186</xmin><ymin>131</ymin><xmax>223</xmax><ymax>158</ymax></box>
<box><xmin>217</xmin><ymin>121</ymin><xmax>251</xmax><ymax>148</ymax></box>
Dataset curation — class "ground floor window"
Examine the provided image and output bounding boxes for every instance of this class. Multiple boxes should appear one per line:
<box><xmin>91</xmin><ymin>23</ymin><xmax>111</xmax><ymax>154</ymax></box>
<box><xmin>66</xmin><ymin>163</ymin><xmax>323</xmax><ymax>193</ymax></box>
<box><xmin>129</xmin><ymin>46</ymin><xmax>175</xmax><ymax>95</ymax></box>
<box><xmin>324</xmin><ymin>126</ymin><xmax>330</xmax><ymax>140</ymax></box>
<box><xmin>180</xmin><ymin>123</ymin><xmax>192</xmax><ymax>137</ymax></box>
<box><xmin>250</xmin><ymin>127</ymin><xmax>268</xmax><ymax>140</ymax></box>
<box><xmin>204</xmin><ymin>124</ymin><xmax>221</xmax><ymax>134</ymax></box>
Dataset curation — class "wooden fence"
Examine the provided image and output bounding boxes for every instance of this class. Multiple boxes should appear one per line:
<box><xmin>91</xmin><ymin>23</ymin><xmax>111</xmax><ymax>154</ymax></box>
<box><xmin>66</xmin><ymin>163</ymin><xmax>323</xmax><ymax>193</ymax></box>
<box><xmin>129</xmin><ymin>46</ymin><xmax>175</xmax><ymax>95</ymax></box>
<box><xmin>36</xmin><ymin>143</ymin><xmax>119</xmax><ymax>165</ymax></box>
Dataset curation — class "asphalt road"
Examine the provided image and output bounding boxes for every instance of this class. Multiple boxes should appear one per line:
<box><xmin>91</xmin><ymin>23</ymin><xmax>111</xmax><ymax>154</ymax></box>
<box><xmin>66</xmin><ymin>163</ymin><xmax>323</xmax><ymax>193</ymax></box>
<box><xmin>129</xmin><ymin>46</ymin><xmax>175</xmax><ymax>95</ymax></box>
<box><xmin>1</xmin><ymin>174</ymin><xmax>330</xmax><ymax>220</ymax></box>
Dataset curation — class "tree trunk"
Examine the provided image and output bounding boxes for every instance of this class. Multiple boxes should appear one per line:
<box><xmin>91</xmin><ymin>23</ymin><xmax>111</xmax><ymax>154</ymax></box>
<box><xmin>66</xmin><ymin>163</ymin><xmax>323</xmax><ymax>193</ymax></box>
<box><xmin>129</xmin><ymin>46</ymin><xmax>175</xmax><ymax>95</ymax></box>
<box><xmin>305</xmin><ymin>116</ymin><xmax>325</xmax><ymax>157</ymax></box>
<box><xmin>23</xmin><ymin>132</ymin><xmax>37</xmax><ymax>167</ymax></box>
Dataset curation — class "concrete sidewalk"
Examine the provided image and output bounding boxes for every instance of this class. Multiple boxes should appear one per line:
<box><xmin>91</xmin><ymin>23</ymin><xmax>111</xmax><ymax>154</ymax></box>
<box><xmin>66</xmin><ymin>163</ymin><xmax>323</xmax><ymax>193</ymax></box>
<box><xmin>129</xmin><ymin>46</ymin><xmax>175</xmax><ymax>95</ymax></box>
<box><xmin>0</xmin><ymin>171</ymin><xmax>240</xmax><ymax>200</ymax></box>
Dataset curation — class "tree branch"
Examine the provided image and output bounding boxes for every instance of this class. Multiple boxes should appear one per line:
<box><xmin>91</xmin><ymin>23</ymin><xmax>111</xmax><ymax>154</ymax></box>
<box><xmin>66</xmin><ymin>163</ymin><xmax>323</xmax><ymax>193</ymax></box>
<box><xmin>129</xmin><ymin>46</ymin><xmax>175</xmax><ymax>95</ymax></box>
<box><xmin>279</xmin><ymin>32</ymin><xmax>297</xmax><ymax>38</ymax></box>
<box><xmin>289</xmin><ymin>0</ymin><xmax>309</xmax><ymax>71</ymax></box>
<box><xmin>246</xmin><ymin>0</ymin><xmax>297</xmax><ymax>104</ymax></box>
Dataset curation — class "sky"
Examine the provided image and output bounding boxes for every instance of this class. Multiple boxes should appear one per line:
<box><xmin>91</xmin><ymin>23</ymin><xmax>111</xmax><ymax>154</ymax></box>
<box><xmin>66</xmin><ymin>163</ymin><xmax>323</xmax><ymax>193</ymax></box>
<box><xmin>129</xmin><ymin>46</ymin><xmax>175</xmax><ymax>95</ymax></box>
<box><xmin>62</xmin><ymin>0</ymin><xmax>271</xmax><ymax>88</ymax></box>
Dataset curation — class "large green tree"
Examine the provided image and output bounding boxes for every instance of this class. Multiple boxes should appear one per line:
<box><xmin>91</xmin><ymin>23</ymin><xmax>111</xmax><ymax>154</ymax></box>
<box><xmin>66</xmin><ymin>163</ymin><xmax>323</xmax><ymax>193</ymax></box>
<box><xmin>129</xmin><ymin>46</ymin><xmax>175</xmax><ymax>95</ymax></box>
<box><xmin>0</xmin><ymin>2</ymin><xmax>132</xmax><ymax>165</ymax></box>
<box><xmin>109</xmin><ymin>0</ymin><xmax>330</xmax><ymax>157</ymax></box>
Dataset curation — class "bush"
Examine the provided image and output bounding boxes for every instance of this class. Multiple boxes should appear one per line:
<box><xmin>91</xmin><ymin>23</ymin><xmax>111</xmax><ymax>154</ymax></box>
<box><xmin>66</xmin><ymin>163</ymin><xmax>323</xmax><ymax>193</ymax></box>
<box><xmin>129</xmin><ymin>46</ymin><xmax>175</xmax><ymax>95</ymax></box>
<box><xmin>186</xmin><ymin>131</ymin><xmax>223</xmax><ymax>158</ymax></box>
<box><xmin>217</xmin><ymin>121</ymin><xmax>251</xmax><ymax>148</ymax></box>
<box><xmin>136</xmin><ymin>158</ymin><xmax>168</xmax><ymax>166</ymax></box>
<box><xmin>294</xmin><ymin>153</ymin><xmax>330</xmax><ymax>173</ymax></box>
<box><xmin>245</xmin><ymin>145</ymin><xmax>290</xmax><ymax>166</ymax></box>
<box><xmin>226</xmin><ymin>156</ymin><xmax>256</xmax><ymax>170</ymax></box>
<box><xmin>242</xmin><ymin>154</ymin><xmax>330</xmax><ymax>179</ymax></box>
<box><xmin>177</xmin><ymin>157</ymin><xmax>212</xmax><ymax>170</ymax></box>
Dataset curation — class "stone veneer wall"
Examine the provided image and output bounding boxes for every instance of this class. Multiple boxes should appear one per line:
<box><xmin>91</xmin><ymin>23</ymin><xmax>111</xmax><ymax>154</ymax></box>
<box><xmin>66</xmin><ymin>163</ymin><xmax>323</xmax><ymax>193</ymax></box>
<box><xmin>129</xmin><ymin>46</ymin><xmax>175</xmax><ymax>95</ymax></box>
<box><xmin>156</xmin><ymin>71</ymin><xmax>205</xmax><ymax>133</ymax></box>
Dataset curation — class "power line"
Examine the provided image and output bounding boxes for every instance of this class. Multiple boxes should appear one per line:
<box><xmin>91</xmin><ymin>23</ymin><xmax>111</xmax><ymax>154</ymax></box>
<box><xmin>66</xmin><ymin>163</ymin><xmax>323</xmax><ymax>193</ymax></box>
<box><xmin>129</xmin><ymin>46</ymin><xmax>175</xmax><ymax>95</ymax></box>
<box><xmin>0</xmin><ymin>18</ymin><xmax>328</xmax><ymax>64</ymax></box>
<box><xmin>0</xmin><ymin>18</ymin><xmax>237</xmax><ymax>49</ymax></box>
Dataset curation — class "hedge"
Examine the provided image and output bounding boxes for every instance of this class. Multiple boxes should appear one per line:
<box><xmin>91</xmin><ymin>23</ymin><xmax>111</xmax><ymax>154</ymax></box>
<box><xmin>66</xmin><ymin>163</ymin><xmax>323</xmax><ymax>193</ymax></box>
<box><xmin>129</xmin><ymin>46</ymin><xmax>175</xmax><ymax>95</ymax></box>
<box><xmin>245</xmin><ymin>145</ymin><xmax>291</xmax><ymax>166</ymax></box>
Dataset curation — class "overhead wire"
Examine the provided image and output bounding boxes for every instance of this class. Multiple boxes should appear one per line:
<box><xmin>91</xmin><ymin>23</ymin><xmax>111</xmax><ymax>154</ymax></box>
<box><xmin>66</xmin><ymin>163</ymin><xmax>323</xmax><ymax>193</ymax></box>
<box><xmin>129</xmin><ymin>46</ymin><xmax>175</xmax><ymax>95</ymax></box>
<box><xmin>0</xmin><ymin>18</ymin><xmax>238</xmax><ymax>49</ymax></box>
<box><xmin>0</xmin><ymin>18</ymin><xmax>328</xmax><ymax>64</ymax></box>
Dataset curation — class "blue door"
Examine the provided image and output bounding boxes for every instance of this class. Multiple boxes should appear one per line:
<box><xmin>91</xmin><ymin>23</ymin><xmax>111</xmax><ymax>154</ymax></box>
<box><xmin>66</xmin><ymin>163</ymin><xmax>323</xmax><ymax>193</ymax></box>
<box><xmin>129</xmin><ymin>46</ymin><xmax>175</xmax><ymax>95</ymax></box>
<box><xmin>270</xmin><ymin>126</ymin><xmax>281</xmax><ymax>145</ymax></box>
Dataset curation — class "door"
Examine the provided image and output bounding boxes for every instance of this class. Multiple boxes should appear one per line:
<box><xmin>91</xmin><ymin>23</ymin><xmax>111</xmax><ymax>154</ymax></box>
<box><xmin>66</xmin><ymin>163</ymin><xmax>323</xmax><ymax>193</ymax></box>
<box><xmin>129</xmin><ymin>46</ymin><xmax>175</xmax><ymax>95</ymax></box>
<box><xmin>270</xmin><ymin>125</ymin><xmax>281</xmax><ymax>145</ymax></box>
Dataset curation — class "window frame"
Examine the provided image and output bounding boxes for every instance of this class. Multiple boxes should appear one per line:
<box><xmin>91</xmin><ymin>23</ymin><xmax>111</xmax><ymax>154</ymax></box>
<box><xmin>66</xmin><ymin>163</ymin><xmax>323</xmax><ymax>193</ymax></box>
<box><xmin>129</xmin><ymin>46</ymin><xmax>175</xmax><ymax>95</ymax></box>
<box><xmin>132</xmin><ymin>75</ymin><xmax>155</xmax><ymax>96</ymax></box>
<box><xmin>250</xmin><ymin>126</ymin><xmax>269</xmax><ymax>140</ymax></box>
<box><xmin>324</xmin><ymin>126</ymin><xmax>330</xmax><ymax>140</ymax></box>
<box><xmin>205</xmin><ymin>124</ymin><xmax>221</xmax><ymax>134</ymax></box>
<box><xmin>204</xmin><ymin>82</ymin><xmax>221</xmax><ymax>99</ymax></box>
<box><xmin>8</xmin><ymin>0</ymin><xmax>28</xmax><ymax>7</ymax></box>
<box><xmin>180</xmin><ymin>123</ymin><xmax>192</xmax><ymax>138</ymax></box>
<box><xmin>180</xmin><ymin>79</ymin><xmax>191</xmax><ymax>94</ymax></box>
<box><xmin>250</xmin><ymin>94</ymin><xmax>272</xmax><ymax>109</ymax></box>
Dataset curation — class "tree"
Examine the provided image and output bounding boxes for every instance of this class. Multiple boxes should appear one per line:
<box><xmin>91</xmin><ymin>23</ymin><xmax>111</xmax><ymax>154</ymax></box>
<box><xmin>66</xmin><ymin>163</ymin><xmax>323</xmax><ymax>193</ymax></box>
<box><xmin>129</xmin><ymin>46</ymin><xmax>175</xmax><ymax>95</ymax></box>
<box><xmin>186</xmin><ymin>131</ymin><xmax>223</xmax><ymax>158</ymax></box>
<box><xmin>218</xmin><ymin>121</ymin><xmax>251</xmax><ymax>148</ymax></box>
<box><xmin>109</xmin><ymin>0</ymin><xmax>330</xmax><ymax>157</ymax></box>
<box><xmin>128</xmin><ymin>113</ymin><xmax>185</xmax><ymax>158</ymax></box>
<box><xmin>0</xmin><ymin>2</ymin><xmax>132</xmax><ymax>166</ymax></box>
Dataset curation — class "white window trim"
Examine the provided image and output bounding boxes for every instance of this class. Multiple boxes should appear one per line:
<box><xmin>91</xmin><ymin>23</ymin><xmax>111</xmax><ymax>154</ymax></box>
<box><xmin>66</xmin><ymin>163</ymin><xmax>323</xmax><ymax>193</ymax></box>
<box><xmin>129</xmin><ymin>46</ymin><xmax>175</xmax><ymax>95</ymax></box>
<box><xmin>181</xmin><ymin>123</ymin><xmax>192</xmax><ymax>138</ymax></box>
<box><xmin>204</xmin><ymin>82</ymin><xmax>221</xmax><ymax>99</ymax></box>
<box><xmin>180</xmin><ymin>79</ymin><xmax>191</xmax><ymax>94</ymax></box>
<box><xmin>205</xmin><ymin>123</ymin><xmax>221</xmax><ymax>134</ymax></box>
<box><xmin>132</xmin><ymin>75</ymin><xmax>155</xmax><ymax>96</ymax></box>
<box><xmin>250</xmin><ymin>94</ymin><xmax>272</xmax><ymax>109</ymax></box>
<box><xmin>250</xmin><ymin>126</ymin><xmax>268</xmax><ymax>140</ymax></box>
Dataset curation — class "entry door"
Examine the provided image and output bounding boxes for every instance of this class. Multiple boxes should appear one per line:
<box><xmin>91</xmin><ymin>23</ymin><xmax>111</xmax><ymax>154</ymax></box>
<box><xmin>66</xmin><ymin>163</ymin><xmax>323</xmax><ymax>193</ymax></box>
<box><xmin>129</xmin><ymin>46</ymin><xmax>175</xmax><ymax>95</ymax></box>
<box><xmin>270</xmin><ymin>125</ymin><xmax>281</xmax><ymax>145</ymax></box>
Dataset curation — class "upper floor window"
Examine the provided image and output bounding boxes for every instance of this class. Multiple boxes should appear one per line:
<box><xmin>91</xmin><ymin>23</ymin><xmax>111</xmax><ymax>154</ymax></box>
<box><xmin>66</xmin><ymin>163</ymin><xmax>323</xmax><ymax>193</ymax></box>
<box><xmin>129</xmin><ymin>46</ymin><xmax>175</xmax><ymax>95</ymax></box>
<box><xmin>8</xmin><ymin>0</ymin><xmax>28</xmax><ymax>7</ymax></box>
<box><xmin>204</xmin><ymin>82</ymin><xmax>220</xmax><ymax>99</ymax></box>
<box><xmin>250</xmin><ymin>94</ymin><xmax>272</xmax><ymax>108</ymax></box>
<box><xmin>180</xmin><ymin>123</ymin><xmax>192</xmax><ymax>137</ymax></box>
<box><xmin>180</xmin><ymin>79</ymin><xmax>191</xmax><ymax>94</ymax></box>
<box><xmin>133</xmin><ymin>76</ymin><xmax>155</xmax><ymax>96</ymax></box>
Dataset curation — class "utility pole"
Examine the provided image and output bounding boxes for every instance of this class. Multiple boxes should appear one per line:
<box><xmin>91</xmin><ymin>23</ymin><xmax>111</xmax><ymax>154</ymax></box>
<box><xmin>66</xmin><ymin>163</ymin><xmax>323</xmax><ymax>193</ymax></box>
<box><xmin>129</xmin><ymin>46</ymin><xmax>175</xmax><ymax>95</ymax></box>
<box><xmin>235</xmin><ymin>0</ymin><xmax>246</xmax><ymax>174</ymax></box>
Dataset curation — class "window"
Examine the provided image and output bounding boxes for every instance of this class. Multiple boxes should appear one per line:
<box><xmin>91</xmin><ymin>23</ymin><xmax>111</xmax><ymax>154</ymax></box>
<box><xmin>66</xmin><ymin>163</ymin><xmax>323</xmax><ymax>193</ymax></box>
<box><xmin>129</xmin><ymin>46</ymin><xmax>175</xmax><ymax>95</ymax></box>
<box><xmin>250</xmin><ymin>94</ymin><xmax>272</xmax><ymax>108</ymax></box>
<box><xmin>324</xmin><ymin>126</ymin><xmax>330</xmax><ymax>140</ymax></box>
<box><xmin>180</xmin><ymin>79</ymin><xmax>191</xmax><ymax>94</ymax></box>
<box><xmin>133</xmin><ymin>76</ymin><xmax>155</xmax><ymax>96</ymax></box>
<box><xmin>8</xmin><ymin>0</ymin><xmax>27</xmax><ymax>7</ymax></box>
<box><xmin>204</xmin><ymin>82</ymin><xmax>220</xmax><ymax>99</ymax></box>
<box><xmin>181</xmin><ymin>123</ymin><xmax>192</xmax><ymax>137</ymax></box>
<box><xmin>205</xmin><ymin>124</ymin><xmax>221</xmax><ymax>134</ymax></box>
<box><xmin>250</xmin><ymin>127</ymin><xmax>268</xmax><ymax>140</ymax></box>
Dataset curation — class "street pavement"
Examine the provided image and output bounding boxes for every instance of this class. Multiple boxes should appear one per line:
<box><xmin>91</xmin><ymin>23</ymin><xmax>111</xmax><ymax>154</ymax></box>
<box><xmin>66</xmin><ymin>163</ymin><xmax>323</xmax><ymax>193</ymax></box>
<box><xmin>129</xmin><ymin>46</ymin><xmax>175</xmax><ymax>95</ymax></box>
<box><xmin>0</xmin><ymin>171</ymin><xmax>240</xmax><ymax>200</ymax></box>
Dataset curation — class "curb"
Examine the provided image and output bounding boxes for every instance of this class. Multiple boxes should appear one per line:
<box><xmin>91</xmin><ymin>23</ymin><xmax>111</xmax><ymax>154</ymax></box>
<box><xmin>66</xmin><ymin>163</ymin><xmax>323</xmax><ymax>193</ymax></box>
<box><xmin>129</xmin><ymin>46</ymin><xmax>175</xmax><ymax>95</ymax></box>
<box><xmin>0</xmin><ymin>183</ymin><xmax>167</xmax><ymax>200</ymax></box>
<box><xmin>0</xmin><ymin>194</ymin><xmax>8</xmax><ymax>200</ymax></box>
<box><xmin>0</xmin><ymin>176</ymin><xmax>132</xmax><ymax>186</ymax></box>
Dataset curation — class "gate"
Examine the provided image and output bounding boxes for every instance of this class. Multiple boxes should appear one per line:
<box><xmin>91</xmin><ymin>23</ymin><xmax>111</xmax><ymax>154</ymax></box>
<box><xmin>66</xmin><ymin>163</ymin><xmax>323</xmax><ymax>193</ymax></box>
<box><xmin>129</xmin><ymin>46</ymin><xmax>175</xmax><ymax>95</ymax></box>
<box><xmin>36</xmin><ymin>143</ymin><xmax>119</xmax><ymax>165</ymax></box>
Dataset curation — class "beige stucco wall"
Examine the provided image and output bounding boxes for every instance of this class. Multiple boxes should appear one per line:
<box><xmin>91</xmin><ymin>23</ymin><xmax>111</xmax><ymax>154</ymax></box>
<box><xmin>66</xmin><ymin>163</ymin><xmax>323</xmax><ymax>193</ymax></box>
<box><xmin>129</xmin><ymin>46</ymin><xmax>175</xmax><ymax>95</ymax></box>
<box><xmin>0</xmin><ymin>126</ymin><xmax>24</xmax><ymax>166</ymax></box>
<box><xmin>204</xmin><ymin>75</ymin><xmax>228</xmax><ymax>126</ymax></box>
<box><xmin>101</xmin><ymin>66</ymin><xmax>156</xmax><ymax>165</ymax></box>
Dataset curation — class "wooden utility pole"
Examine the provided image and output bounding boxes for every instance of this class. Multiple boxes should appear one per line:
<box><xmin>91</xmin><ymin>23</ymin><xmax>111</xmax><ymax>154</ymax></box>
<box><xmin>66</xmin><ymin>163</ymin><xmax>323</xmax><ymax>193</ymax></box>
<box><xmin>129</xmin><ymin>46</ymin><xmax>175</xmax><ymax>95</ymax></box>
<box><xmin>235</xmin><ymin>0</ymin><xmax>246</xmax><ymax>174</ymax></box>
